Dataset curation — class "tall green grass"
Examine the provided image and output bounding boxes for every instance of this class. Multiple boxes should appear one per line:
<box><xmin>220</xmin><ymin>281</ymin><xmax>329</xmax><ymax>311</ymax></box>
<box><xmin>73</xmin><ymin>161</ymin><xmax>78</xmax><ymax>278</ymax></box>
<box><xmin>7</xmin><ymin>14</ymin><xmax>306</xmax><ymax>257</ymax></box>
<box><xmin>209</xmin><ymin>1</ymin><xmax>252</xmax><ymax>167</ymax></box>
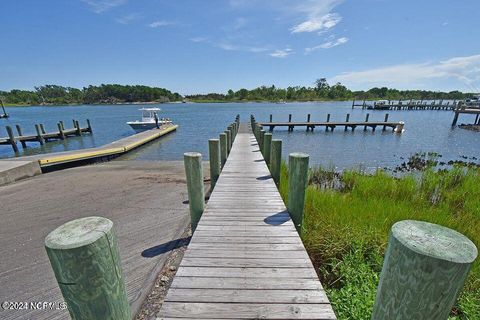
<box><xmin>279</xmin><ymin>164</ymin><xmax>480</xmax><ymax>320</ymax></box>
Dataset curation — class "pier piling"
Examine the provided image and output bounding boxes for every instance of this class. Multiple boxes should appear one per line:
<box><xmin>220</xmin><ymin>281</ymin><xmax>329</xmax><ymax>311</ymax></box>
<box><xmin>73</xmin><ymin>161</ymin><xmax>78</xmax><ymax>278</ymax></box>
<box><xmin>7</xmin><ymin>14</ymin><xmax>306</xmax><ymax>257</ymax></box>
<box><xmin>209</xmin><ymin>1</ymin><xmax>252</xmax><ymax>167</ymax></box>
<box><xmin>57</xmin><ymin>123</ymin><xmax>65</xmax><ymax>140</ymax></box>
<box><xmin>184</xmin><ymin>152</ymin><xmax>205</xmax><ymax>231</ymax></box>
<box><xmin>45</xmin><ymin>217</ymin><xmax>131</xmax><ymax>320</ymax></box>
<box><xmin>219</xmin><ymin>133</ymin><xmax>227</xmax><ymax>168</ymax></box>
<box><xmin>208</xmin><ymin>139</ymin><xmax>221</xmax><ymax>189</ymax></box>
<box><xmin>287</xmin><ymin>152</ymin><xmax>309</xmax><ymax>231</ymax></box>
<box><xmin>263</xmin><ymin>133</ymin><xmax>272</xmax><ymax>165</ymax></box>
<box><xmin>270</xmin><ymin>139</ymin><xmax>282</xmax><ymax>185</ymax></box>
<box><xmin>372</xmin><ymin>220</ymin><xmax>477</xmax><ymax>320</ymax></box>
<box><xmin>35</xmin><ymin>124</ymin><xmax>45</xmax><ymax>145</ymax></box>
<box><xmin>15</xmin><ymin>125</ymin><xmax>27</xmax><ymax>148</ymax></box>
<box><xmin>6</xmin><ymin>126</ymin><xmax>19</xmax><ymax>153</ymax></box>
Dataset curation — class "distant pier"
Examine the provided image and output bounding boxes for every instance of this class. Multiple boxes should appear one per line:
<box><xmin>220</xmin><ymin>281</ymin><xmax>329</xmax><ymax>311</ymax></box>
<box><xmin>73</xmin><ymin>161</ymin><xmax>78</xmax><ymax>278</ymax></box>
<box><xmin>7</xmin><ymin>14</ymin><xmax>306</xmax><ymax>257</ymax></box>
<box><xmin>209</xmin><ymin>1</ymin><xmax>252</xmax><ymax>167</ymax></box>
<box><xmin>352</xmin><ymin>99</ymin><xmax>458</xmax><ymax>111</ymax></box>
<box><xmin>0</xmin><ymin>119</ymin><xmax>92</xmax><ymax>153</ymax></box>
<box><xmin>452</xmin><ymin>107</ymin><xmax>480</xmax><ymax>127</ymax></box>
<box><xmin>259</xmin><ymin>113</ymin><xmax>404</xmax><ymax>133</ymax></box>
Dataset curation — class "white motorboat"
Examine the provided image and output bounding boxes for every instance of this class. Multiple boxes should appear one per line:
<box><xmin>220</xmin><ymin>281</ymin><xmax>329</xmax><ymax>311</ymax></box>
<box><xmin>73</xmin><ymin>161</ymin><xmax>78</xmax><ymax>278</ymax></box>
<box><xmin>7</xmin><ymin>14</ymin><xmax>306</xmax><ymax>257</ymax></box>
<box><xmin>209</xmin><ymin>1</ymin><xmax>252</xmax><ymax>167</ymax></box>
<box><xmin>126</xmin><ymin>108</ymin><xmax>172</xmax><ymax>132</ymax></box>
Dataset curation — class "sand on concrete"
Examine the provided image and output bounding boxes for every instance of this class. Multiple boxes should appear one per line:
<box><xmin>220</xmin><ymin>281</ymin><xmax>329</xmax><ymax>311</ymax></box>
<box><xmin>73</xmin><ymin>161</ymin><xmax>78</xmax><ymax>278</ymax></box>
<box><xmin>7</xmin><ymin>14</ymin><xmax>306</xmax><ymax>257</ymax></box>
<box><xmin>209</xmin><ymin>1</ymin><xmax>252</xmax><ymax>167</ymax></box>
<box><xmin>0</xmin><ymin>160</ymin><xmax>208</xmax><ymax>320</ymax></box>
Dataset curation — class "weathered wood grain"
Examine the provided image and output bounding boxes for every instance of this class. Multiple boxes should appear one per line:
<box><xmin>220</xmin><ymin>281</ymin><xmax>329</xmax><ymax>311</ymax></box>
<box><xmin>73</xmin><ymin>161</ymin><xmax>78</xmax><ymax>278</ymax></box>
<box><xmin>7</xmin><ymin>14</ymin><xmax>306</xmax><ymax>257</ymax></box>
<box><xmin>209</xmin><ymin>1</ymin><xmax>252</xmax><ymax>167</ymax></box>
<box><xmin>158</xmin><ymin>123</ymin><xmax>335</xmax><ymax>319</ymax></box>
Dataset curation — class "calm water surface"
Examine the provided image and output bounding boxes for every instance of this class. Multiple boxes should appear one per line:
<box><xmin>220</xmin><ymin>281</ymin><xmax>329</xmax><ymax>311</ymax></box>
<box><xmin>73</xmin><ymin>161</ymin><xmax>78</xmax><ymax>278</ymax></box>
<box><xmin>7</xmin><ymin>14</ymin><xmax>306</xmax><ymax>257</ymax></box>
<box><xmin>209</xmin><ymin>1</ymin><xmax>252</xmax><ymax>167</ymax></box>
<box><xmin>1</xmin><ymin>102</ymin><xmax>479</xmax><ymax>169</ymax></box>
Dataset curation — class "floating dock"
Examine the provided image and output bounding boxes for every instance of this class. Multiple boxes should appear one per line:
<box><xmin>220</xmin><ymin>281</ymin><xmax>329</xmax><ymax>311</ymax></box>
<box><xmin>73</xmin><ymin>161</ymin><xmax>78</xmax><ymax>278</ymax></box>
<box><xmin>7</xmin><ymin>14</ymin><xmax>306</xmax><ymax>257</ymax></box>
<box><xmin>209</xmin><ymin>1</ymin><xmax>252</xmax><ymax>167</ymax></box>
<box><xmin>260</xmin><ymin>113</ymin><xmax>404</xmax><ymax>132</ymax></box>
<box><xmin>159</xmin><ymin>123</ymin><xmax>336</xmax><ymax>319</ymax></box>
<box><xmin>0</xmin><ymin>124</ymin><xmax>178</xmax><ymax>185</ymax></box>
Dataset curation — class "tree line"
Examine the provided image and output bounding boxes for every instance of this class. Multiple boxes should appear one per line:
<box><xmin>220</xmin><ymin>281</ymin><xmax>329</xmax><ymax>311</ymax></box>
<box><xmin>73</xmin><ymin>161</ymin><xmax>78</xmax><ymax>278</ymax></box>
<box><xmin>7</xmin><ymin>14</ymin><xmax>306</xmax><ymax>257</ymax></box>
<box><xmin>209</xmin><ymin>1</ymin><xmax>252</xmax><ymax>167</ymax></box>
<box><xmin>0</xmin><ymin>84</ymin><xmax>182</xmax><ymax>105</ymax></box>
<box><xmin>0</xmin><ymin>80</ymin><xmax>474</xmax><ymax>105</ymax></box>
<box><xmin>186</xmin><ymin>79</ymin><xmax>473</xmax><ymax>102</ymax></box>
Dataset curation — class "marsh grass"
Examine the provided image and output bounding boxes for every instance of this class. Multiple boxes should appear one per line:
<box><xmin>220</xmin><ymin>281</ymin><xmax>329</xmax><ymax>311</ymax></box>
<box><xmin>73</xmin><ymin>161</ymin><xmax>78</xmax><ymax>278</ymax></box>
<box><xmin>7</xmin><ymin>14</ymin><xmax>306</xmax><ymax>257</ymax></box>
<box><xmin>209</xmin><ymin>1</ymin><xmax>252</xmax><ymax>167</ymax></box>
<box><xmin>279</xmin><ymin>163</ymin><xmax>480</xmax><ymax>320</ymax></box>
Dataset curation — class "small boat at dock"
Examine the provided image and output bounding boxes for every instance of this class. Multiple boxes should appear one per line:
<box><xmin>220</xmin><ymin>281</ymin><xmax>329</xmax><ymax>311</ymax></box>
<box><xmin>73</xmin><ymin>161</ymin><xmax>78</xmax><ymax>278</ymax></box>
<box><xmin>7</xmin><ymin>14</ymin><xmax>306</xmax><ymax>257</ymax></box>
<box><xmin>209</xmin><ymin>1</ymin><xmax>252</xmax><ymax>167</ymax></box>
<box><xmin>126</xmin><ymin>108</ymin><xmax>172</xmax><ymax>132</ymax></box>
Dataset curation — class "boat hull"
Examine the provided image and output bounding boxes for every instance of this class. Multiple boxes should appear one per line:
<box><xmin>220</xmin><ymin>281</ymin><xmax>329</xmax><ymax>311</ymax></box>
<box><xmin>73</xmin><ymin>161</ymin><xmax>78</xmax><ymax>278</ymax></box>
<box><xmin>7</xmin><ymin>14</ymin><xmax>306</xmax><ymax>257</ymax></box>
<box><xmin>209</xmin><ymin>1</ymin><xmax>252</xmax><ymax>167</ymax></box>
<box><xmin>127</xmin><ymin>121</ymin><xmax>172</xmax><ymax>133</ymax></box>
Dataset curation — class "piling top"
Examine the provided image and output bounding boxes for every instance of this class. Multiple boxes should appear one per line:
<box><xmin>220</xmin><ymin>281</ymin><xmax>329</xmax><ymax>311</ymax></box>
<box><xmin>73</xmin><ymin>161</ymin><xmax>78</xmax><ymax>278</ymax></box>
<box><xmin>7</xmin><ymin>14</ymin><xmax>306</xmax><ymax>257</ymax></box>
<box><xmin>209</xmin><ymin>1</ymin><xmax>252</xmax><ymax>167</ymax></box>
<box><xmin>289</xmin><ymin>152</ymin><xmax>309</xmax><ymax>159</ymax></box>
<box><xmin>184</xmin><ymin>152</ymin><xmax>202</xmax><ymax>158</ymax></box>
<box><xmin>209</xmin><ymin>138</ymin><xmax>219</xmax><ymax>142</ymax></box>
<box><xmin>45</xmin><ymin>216</ymin><xmax>112</xmax><ymax>250</ymax></box>
<box><xmin>264</xmin><ymin>132</ymin><xmax>272</xmax><ymax>137</ymax></box>
<box><xmin>392</xmin><ymin>220</ymin><xmax>478</xmax><ymax>264</ymax></box>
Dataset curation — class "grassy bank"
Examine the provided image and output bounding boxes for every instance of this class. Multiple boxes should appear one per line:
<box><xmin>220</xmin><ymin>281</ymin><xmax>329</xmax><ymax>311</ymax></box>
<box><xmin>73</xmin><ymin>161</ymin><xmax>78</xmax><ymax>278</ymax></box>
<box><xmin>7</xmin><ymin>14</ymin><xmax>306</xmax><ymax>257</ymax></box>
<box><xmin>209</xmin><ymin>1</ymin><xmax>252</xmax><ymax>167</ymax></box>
<box><xmin>278</xmin><ymin>164</ymin><xmax>479</xmax><ymax>320</ymax></box>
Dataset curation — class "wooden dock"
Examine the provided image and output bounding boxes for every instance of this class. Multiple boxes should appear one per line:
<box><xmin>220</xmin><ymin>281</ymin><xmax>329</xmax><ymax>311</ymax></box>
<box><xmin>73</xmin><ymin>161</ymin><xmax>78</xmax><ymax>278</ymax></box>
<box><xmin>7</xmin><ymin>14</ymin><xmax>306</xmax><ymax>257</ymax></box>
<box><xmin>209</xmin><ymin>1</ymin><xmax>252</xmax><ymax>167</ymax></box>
<box><xmin>158</xmin><ymin>123</ymin><xmax>336</xmax><ymax>319</ymax></box>
<box><xmin>452</xmin><ymin>107</ymin><xmax>480</xmax><ymax>126</ymax></box>
<box><xmin>352</xmin><ymin>99</ymin><xmax>457</xmax><ymax>111</ymax></box>
<box><xmin>0</xmin><ymin>119</ymin><xmax>92</xmax><ymax>152</ymax></box>
<box><xmin>259</xmin><ymin>113</ymin><xmax>404</xmax><ymax>132</ymax></box>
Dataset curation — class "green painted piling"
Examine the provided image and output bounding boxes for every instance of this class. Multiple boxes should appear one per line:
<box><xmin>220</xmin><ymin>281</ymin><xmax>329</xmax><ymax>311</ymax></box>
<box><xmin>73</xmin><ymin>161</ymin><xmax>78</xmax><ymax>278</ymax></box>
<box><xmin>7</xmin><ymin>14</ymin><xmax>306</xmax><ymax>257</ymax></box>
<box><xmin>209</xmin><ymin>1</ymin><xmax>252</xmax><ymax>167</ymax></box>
<box><xmin>225</xmin><ymin>130</ymin><xmax>231</xmax><ymax>155</ymax></box>
<box><xmin>184</xmin><ymin>152</ymin><xmax>205</xmax><ymax>231</ymax></box>
<box><xmin>259</xmin><ymin>130</ymin><xmax>265</xmax><ymax>154</ymax></box>
<box><xmin>35</xmin><ymin>124</ymin><xmax>45</xmax><ymax>145</ymax></box>
<box><xmin>270</xmin><ymin>139</ymin><xmax>282</xmax><ymax>185</ymax></box>
<box><xmin>372</xmin><ymin>220</ymin><xmax>477</xmax><ymax>320</ymax></box>
<box><xmin>219</xmin><ymin>133</ymin><xmax>227</xmax><ymax>168</ymax></box>
<box><xmin>208</xmin><ymin>139</ymin><xmax>221</xmax><ymax>189</ymax></box>
<box><xmin>45</xmin><ymin>216</ymin><xmax>131</xmax><ymax>320</ymax></box>
<box><xmin>6</xmin><ymin>126</ymin><xmax>19</xmax><ymax>153</ymax></box>
<box><xmin>287</xmin><ymin>153</ymin><xmax>309</xmax><ymax>231</ymax></box>
<box><xmin>263</xmin><ymin>133</ymin><xmax>272</xmax><ymax>165</ymax></box>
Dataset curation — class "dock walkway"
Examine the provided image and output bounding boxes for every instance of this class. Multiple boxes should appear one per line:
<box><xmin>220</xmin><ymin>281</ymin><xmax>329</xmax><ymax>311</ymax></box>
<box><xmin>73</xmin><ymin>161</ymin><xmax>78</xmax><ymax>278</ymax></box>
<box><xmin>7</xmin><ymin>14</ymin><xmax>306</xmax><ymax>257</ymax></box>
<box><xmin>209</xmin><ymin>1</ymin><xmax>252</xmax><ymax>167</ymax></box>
<box><xmin>159</xmin><ymin>124</ymin><xmax>336</xmax><ymax>319</ymax></box>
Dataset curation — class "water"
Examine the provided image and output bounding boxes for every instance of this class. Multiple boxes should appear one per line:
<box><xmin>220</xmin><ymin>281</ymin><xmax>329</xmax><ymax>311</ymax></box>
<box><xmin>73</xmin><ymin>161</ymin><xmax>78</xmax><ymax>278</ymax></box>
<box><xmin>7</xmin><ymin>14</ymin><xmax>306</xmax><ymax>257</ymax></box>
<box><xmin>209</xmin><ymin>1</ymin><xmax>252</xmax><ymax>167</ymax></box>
<box><xmin>1</xmin><ymin>102</ymin><xmax>479</xmax><ymax>169</ymax></box>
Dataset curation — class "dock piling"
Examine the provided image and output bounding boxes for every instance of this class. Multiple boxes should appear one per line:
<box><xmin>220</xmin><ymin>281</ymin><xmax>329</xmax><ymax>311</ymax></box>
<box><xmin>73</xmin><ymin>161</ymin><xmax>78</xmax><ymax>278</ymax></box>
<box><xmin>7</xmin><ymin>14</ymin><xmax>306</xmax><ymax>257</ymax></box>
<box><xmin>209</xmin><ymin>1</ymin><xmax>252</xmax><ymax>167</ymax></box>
<box><xmin>184</xmin><ymin>152</ymin><xmax>205</xmax><ymax>231</ymax></box>
<box><xmin>15</xmin><ymin>125</ymin><xmax>27</xmax><ymax>148</ymax></box>
<box><xmin>57</xmin><ymin>123</ymin><xmax>65</xmax><ymax>140</ymax></box>
<box><xmin>219</xmin><ymin>133</ymin><xmax>227</xmax><ymax>168</ymax></box>
<box><xmin>259</xmin><ymin>130</ymin><xmax>265</xmax><ymax>154</ymax></box>
<box><xmin>40</xmin><ymin>124</ymin><xmax>46</xmax><ymax>135</ymax></box>
<box><xmin>225</xmin><ymin>130</ymin><xmax>231</xmax><ymax>155</ymax></box>
<box><xmin>75</xmin><ymin>120</ymin><xmax>82</xmax><ymax>136</ymax></box>
<box><xmin>270</xmin><ymin>139</ymin><xmax>282</xmax><ymax>185</ymax></box>
<box><xmin>383</xmin><ymin>113</ymin><xmax>389</xmax><ymax>131</ymax></box>
<box><xmin>372</xmin><ymin>220</ymin><xmax>477</xmax><ymax>320</ymax></box>
<box><xmin>35</xmin><ymin>124</ymin><xmax>45</xmax><ymax>145</ymax></box>
<box><xmin>364</xmin><ymin>113</ymin><xmax>370</xmax><ymax>131</ymax></box>
<box><xmin>60</xmin><ymin>121</ymin><xmax>65</xmax><ymax>131</ymax></box>
<box><xmin>263</xmin><ymin>133</ymin><xmax>272</xmax><ymax>165</ymax></box>
<box><xmin>269</xmin><ymin>114</ymin><xmax>273</xmax><ymax>122</ymax></box>
<box><xmin>208</xmin><ymin>139</ymin><xmax>221</xmax><ymax>190</ymax></box>
<box><xmin>6</xmin><ymin>126</ymin><xmax>19</xmax><ymax>153</ymax></box>
<box><xmin>287</xmin><ymin>153</ymin><xmax>309</xmax><ymax>231</ymax></box>
<box><xmin>86</xmin><ymin>119</ymin><xmax>93</xmax><ymax>133</ymax></box>
<box><xmin>45</xmin><ymin>217</ymin><xmax>131</xmax><ymax>320</ymax></box>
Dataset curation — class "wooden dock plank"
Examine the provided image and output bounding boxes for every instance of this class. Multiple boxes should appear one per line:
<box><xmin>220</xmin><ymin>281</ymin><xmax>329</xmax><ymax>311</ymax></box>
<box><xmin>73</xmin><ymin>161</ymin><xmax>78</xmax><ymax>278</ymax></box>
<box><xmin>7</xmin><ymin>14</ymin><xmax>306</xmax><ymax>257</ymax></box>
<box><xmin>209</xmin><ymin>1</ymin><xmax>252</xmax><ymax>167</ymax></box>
<box><xmin>158</xmin><ymin>123</ymin><xmax>335</xmax><ymax>319</ymax></box>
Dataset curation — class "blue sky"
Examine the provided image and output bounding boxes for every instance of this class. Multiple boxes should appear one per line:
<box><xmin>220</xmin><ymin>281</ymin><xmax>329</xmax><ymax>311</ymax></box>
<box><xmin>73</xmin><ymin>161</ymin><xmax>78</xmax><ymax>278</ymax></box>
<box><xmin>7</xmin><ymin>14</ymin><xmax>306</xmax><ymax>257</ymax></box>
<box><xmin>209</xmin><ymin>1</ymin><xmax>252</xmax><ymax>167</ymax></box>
<box><xmin>1</xmin><ymin>0</ymin><xmax>480</xmax><ymax>94</ymax></box>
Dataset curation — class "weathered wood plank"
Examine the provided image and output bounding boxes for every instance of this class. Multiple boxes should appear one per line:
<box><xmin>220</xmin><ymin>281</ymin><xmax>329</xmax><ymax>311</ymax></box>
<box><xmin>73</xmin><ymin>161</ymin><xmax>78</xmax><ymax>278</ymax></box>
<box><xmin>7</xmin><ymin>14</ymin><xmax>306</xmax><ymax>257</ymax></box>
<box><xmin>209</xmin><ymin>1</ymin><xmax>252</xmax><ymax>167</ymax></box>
<box><xmin>175</xmin><ymin>266</ymin><xmax>318</xmax><ymax>278</ymax></box>
<box><xmin>160</xmin><ymin>302</ymin><xmax>336</xmax><ymax>319</ymax></box>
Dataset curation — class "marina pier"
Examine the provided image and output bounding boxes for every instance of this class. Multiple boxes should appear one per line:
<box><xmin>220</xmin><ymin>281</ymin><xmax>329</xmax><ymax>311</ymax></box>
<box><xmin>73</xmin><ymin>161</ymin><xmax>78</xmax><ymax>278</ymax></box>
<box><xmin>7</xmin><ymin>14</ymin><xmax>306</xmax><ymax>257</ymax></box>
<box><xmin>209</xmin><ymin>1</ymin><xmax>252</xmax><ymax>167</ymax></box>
<box><xmin>352</xmin><ymin>99</ymin><xmax>458</xmax><ymax>111</ymax></box>
<box><xmin>259</xmin><ymin>113</ymin><xmax>405</xmax><ymax>133</ymax></box>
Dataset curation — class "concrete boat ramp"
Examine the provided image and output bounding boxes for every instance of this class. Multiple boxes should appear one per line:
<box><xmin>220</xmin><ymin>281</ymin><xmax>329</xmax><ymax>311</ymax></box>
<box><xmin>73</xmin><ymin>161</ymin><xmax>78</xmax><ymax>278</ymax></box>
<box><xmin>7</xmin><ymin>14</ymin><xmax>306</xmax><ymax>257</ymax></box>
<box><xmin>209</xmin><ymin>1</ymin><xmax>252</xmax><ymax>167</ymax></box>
<box><xmin>0</xmin><ymin>124</ymin><xmax>177</xmax><ymax>186</ymax></box>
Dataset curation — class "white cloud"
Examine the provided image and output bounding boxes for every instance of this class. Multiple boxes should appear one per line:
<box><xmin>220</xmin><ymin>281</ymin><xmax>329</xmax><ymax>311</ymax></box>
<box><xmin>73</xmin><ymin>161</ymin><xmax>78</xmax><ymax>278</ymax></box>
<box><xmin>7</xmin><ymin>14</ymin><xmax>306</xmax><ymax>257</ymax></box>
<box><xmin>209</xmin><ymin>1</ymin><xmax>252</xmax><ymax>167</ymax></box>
<box><xmin>331</xmin><ymin>54</ymin><xmax>480</xmax><ymax>90</ymax></box>
<box><xmin>291</xmin><ymin>13</ymin><xmax>342</xmax><ymax>33</ymax></box>
<box><xmin>116</xmin><ymin>13</ymin><xmax>139</xmax><ymax>24</ymax></box>
<box><xmin>270</xmin><ymin>48</ymin><xmax>293</xmax><ymax>58</ymax></box>
<box><xmin>82</xmin><ymin>0</ymin><xmax>126</xmax><ymax>13</ymax></box>
<box><xmin>290</xmin><ymin>0</ymin><xmax>343</xmax><ymax>34</ymax></box>
<box><xmin>149</xmin><ymin>20</ymin><xmax>173</xmax><ymax>28</ymax></box>
<box><xmin>305</xmin><ymin>36</ymin><xmax>348</xmax><ymax>53</ymax></box>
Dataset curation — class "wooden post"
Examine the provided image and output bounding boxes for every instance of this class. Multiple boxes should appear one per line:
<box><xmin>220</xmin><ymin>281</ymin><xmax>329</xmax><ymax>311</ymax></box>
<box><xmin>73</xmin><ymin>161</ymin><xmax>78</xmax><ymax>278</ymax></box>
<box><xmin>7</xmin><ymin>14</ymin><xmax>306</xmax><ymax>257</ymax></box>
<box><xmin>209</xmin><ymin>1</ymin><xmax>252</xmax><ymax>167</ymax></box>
<box><xmin>287</xmin><ymin>153</ymin><xmax>309</xmax><ymax>231</ymax></box>
<box><xmin>184</xmin><ymin>152</ymin><xmax>205</xmax><ymax>231</ymax></box>
<box><xmin>259</xmin><ymin>130</ymin><xmax>265</xmax><ymax>155</ymax></box>
<box><xmin>75</xmin><ymin>120</ymin><xmax>82</xmax><ymax>136</ymax></box>
<box><xmin>263</xmin><ymin>133</ymin><xmax>272</xmax><ymax>165</ymax></box>
<box><xmin>6</xmin><ymin>126</ymin><xmax>19</xmax><ymax>153</ymax></box>
<box><xmin>60</xmin><ymin>121</ymin><xmax>65</xmax><ymax>131</ymax></box>
<box><xmin>345</xmin><ymin>114</ymin><xmax>350</xmax><ymax>131</ymax></box>
<box><xmin>40</xmin><ymin>123</ymin><xmax>46</xmax><ymax>134</ymax></box>
<box><xmin>364</xmin><ymin>113</ymin><xmax>370</xmax><ymax>131</ymax></box>
<box><xmin>219</xmin><ymin>133</ymin><xmax>227</xmax><ymax>168</ymax></box>
<box><xmin>452</xmin><ymin>111</ymin><xmax>459</xmax><ymax>126</ymax></box>
<box><xmin>15</xmin><ymin>125</ymin><xmax>27</xmax><ymax>148</ymax></box>
<box><xmin>288</xmin><ymin>114</ymin><xmax>292</xmax><ymax>122</ymax></box>
<box><xmin>45</xmin><ymin>217</ymin><xmax>131</xmax><ymax>320</ymax></box>
<box><xmin>35</xmin><ymin>124</ymin><xmax>45</xmax><ymax>145</ymax></box>
<box><xmin>86</xmin><ymin>119</ymin><xmax>93</xmax><ymax>133</ymax></box>
<box><xmin>352</xmin><ymin>99</ymin><xmax>355</xmax><ymax>109</ymax></box>
<box><xmin>270</xmin><ymin>139</ymin><xmax>282</xmax><ymax>185</ymax></box>
<box><xmin>326</xmin><ymin>114</ymin><xmax>330</xmax><ymax>131</ymax></box>
<box><xmin>383</xmin><ymin>113</ymin><xmax>389</xmax><ymax>131</ymax></box>
<box><xmin>269</xmin><ymin>114</ymin><xmax>273</xmax><ymax>122</ymax></box>
<box><xmin>209</xmin><ymin>139</ymin><xmax>220</xmax><ymax>189</ymax></box>
<box><xmin>57</xmin><ymin>123</ymin><xmax>65</xmax><ymax>140</ymax></box>
<box><xmin>225</xmin><ymin>130</ymin><xmax>231</xmax><ymax>155</ymax></box>
<box><xmin>372</xmin><ymin>220</ymin><xmax>477</xmax><ymax>320</ymax></box>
